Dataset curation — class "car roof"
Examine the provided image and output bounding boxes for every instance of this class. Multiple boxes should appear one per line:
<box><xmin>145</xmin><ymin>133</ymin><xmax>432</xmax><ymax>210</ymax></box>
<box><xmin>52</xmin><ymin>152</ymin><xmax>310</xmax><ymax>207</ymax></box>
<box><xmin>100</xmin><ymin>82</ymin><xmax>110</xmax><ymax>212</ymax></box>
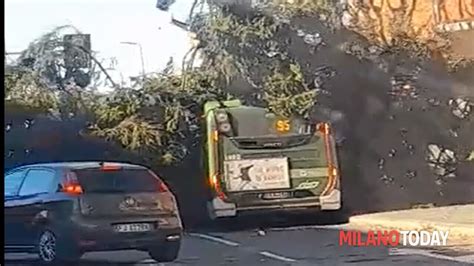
<box><xmin>9</xmin><ymin>161</ymin><xmax>147</xmax><ymax>171</ymax></box>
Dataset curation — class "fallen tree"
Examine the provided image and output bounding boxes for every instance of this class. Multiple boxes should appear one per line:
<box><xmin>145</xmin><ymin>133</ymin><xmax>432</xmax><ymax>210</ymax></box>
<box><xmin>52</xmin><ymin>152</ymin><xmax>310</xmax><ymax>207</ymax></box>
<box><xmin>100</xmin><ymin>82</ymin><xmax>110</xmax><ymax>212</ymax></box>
<box><xmin>185</xmin><ymin>1</ymin><xmax>474</xmax><ymax>212</ymax></box>
<box><xmin>5</xmin><ymin>2</ymin><xmax>474</xmax><ymax>224</ymax></box>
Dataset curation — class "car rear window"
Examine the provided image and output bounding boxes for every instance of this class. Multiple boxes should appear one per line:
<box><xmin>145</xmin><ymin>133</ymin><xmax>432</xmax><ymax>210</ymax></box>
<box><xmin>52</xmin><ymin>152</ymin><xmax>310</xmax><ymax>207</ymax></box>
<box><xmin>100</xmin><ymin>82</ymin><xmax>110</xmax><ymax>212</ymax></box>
<box><xmin>73</xmin><ymin>168</ymin><xmax>160</xmax><ymax>193</ymax></box>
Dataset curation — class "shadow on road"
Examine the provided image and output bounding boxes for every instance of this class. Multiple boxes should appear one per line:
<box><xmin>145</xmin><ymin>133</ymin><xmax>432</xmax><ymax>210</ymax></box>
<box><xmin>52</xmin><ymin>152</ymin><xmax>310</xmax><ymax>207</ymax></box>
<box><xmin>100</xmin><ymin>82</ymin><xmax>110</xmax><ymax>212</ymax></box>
<box><xmin>190</xmin><ymin>210</ymin><xmax>349</xmax><ymax>234</ymax></box>
<box><xmin>4</xmin><ymin>255</ymin><xmax>160</xmax><ymax>266</ymax></box>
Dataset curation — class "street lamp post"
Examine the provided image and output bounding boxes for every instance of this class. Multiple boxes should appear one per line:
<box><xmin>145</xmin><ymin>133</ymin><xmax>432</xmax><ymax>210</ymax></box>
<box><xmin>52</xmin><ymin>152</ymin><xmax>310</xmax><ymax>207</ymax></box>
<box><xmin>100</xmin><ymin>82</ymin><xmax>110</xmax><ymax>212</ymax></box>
<box><xmin>120</xmin><ymin>41</ymin><xmax>146</xmax><ymax>79</ymax></box>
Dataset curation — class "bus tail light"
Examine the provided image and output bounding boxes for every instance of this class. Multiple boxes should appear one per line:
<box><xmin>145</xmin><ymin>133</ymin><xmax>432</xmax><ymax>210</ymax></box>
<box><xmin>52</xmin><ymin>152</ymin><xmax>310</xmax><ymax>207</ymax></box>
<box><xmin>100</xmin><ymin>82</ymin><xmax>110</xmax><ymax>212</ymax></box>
<box><xmin>209</xmin><ymin>128</ymin><xmax>227</xmax><ymax>200</ymax></box>
<box><xmin>317</xmin><ymin>123</ymin><xmax>340</xmax><ymax>196</ymax></box>
<box><xmin>210</xmin><ymin>174</ymin><xmax>227</xmax><ymax>200</ymax></box>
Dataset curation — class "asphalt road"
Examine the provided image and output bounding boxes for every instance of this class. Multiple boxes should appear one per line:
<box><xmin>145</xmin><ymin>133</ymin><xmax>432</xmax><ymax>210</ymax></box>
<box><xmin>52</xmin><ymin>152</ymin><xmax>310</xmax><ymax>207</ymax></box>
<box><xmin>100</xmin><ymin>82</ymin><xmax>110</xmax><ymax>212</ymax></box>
<box><xmin>5</xmin><ymin>224</ymin><xmax>474</xmax><ymax>266</ymax></box>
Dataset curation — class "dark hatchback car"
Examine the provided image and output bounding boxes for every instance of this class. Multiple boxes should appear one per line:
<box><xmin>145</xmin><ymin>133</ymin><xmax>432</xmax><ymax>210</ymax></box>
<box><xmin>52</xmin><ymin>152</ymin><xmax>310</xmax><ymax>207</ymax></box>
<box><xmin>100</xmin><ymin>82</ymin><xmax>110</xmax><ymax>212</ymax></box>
<box><xmin>4</xmin><ymin>162</ymin><xmax>183</xmax><ymax>264</ymax></box>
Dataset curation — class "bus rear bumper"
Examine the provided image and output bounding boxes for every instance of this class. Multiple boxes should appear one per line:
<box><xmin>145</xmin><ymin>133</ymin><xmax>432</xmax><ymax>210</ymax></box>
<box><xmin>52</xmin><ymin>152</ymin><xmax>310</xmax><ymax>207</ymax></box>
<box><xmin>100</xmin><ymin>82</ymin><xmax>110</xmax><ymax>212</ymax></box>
<box><xmin>208</xmin><ymin>189</ymin><xmax>341</xmax><ymax>218</ymax></box>
<box><xmin>207</xmin><ymin>197</ymin><xmax>237</xmax><ymax>219</ymax></box>
<box><xmin>320</xmin><ymin>189</ymin><xmax>341</xmax><ymax>210</ymax></box>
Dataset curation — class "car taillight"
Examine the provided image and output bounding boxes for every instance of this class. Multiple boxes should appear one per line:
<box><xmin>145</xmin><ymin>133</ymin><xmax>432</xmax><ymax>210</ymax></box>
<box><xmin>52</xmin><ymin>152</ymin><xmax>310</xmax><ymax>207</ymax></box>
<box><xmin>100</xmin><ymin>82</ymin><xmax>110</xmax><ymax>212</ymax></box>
<box><xmin>61</xmin><ymin>172</ymin><xmax>83</xmax><ymax>195</ymax></box>
<box><xmin>62</xmin><ymin>184</ymin><xmax>83</xmax><ymax>195</ymax></box>
<box><xmin>149</xmin><ymin>170</ymin><xmax>169</xmax><ymax>192</ymax></box>
<box><xmin>158</xmin><ymin>180</ymin><xmax>169</xmax><ymax>192</ymax></box>
<box><xmin>100</xmin><ymin>163</ymin><xmax>122</xmax><ymax>171</ymax></box>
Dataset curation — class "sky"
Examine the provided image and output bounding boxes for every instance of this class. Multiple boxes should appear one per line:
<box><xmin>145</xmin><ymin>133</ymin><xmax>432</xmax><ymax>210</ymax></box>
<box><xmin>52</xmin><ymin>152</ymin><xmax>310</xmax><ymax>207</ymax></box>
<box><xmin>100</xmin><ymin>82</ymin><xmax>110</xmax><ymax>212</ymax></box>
<box><xmin>5</xmin><ymin>0</ymin><xmax>195</xmax><ymax>89</ymax></box>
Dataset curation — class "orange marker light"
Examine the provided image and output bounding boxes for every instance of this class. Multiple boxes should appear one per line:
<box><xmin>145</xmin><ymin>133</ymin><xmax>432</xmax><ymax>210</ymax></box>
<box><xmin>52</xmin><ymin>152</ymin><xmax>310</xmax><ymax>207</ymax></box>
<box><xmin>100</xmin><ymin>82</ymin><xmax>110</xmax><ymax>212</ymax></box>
<box><xmin>316</xmin><ymin>122</ymin><xmax>330</xmax><ymax>134</ymax></box>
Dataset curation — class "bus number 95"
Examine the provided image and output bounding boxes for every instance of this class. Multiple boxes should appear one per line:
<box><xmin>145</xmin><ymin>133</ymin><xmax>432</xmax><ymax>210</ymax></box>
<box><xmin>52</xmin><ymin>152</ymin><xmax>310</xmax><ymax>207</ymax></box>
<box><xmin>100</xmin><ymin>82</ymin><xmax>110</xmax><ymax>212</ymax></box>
<box><xmin>276</xmin><ymin>120</ymin><xmax>290</xmax><ymax>132</ymax></box>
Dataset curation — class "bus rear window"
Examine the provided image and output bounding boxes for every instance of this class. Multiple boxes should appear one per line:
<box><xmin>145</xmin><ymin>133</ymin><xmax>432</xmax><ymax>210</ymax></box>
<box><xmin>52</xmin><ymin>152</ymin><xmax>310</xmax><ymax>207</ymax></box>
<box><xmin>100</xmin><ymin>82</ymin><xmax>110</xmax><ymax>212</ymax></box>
<box><xmin>227</xmin><ymin>109</ymin><xmax>311</xmax><ymax>137</ymax></box>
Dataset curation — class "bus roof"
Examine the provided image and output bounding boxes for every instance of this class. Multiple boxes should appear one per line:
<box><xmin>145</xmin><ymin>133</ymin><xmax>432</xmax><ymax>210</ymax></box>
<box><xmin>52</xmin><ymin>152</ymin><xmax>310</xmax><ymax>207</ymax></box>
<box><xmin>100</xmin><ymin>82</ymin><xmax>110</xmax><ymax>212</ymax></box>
<box><xmin>203</xmin><ymin>99</ymin><xmax>242</xmax><ymax>114</ymax></box>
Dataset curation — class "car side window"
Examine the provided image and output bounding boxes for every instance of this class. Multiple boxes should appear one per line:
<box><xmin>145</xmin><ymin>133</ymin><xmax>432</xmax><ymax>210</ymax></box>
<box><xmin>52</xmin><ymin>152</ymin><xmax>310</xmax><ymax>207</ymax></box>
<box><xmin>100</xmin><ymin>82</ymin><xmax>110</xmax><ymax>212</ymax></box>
<box><xmin>5</xmin><ymin>170</ymin><xmax>27</xmax><ymax>197</ymax></box>
<box><xmin>18</xmin><ymin>169</ymin><xmax>56</xmax><ymax>196</ymax></box>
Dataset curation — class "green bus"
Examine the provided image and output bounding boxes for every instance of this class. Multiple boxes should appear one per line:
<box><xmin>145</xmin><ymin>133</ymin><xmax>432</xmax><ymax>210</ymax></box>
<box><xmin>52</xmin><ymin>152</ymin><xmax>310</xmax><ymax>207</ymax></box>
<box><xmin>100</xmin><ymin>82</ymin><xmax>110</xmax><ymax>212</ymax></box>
<box><xmin>202</xmin><ymin>99</ymin><xmax>341</xmax><ymax>219</ymax></box>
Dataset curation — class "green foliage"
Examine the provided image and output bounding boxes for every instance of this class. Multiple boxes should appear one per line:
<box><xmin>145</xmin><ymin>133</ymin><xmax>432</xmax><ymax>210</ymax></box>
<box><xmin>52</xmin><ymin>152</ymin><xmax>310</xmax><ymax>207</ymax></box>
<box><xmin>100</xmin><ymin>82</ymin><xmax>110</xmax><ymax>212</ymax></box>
<box><xmin>17</xmin><ymin>25</ymin><xmax>88</xmax><ymax>87</ymax></box>
<box><xmin>195</xmin><ymin>9</ymin><xmax>278</xmax><ymax>83</ymax></box>
<box><xmin>6</xmin><ymin>5</ymin><xmax>322</xmax><ymax>167</ymax></box>
<box><xmin>90</xmin><ymin>116</ymin><xmax>163</xmax><ymax>150</ymax></box>
<box><xmin>263</xmin><ymin>63</ymin><xmax>316</xmax><ymax>118</ymax></box>
<box><xmin>5</xmin><ymin>68</ymin><xmax>58</xmax><ymax>112</ymax></box>
<box><xmin>206</xmin><ymin>11</ymin><xmax>276</xmax><ymax>41</ymax></box>
<box><xmin>6</xmin><ymin>25</ymin><xmax>230</xmax><ymax>165</ymax></box>
<box><xmin>271</xmin><ymin>0</ymin><xmax>335</xmax><ymax>17</ymax></box>
<box><xmin>193</xmin><ymin>4</ymin><xmax>318</xmax><ymax>120</ymax></box>
<box><xmin>86</xmin><ymin>68</ymin><xmax>229</xmax><ymax>164</ymax></box>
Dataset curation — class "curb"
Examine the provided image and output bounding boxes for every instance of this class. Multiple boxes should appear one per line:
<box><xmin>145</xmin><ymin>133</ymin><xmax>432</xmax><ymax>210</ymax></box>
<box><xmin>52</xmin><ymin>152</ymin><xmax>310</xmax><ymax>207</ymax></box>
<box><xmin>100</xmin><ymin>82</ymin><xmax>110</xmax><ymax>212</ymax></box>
<box><xmin>347</xmin><ymin>206</ymin><xmax>474</xmax><ymax>244</ymax></box>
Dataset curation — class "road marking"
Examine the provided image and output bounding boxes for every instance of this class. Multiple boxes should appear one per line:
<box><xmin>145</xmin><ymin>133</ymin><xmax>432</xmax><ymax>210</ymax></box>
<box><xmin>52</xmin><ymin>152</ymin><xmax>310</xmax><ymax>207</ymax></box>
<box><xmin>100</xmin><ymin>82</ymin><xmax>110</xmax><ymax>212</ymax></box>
<box><xmin>189</xmin><ymin>233</ymin><xmax>240</xmax><ymax>247</ymax></box>
<box><xmin>259</xmin><ymin>251</ymin><xmax>297</xmax><ymax>262</ymax></box>
<box><xmin>138</xmin><ymin>259</ymin><xmax>160</xmax><ymax>263</ymax></box>
<box><xmin>189</xmin><ymin>233</ymin><xmax>298</xmax><ymax>263</ymax></box>
<box><xmin>456</xmin><ymin>255</ymin><xmax>474</xmax><ymax>263</ymax></box>
<box><xmin>390</xmin><ymin>248</ymin><xmax>474</xmax><ymax>264</ymax></box>
<box><xmin>136</xmin><ymin>259</ymin><xmax>163</xmax><ymax>265</ymax></box>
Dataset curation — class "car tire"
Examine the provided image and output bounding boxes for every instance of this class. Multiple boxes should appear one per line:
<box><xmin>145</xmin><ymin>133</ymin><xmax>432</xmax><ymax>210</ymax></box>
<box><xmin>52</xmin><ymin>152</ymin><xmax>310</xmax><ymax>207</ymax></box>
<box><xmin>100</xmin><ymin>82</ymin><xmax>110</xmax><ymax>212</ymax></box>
<box><xmin>37</xmin><ymin>229</ymin><xmax>83</xmax><ymax>265</ymax></box>
<box><xmin>148</xmin><ymin>241</ymin><xmax>181</xmax><ymax>262</ymax></box>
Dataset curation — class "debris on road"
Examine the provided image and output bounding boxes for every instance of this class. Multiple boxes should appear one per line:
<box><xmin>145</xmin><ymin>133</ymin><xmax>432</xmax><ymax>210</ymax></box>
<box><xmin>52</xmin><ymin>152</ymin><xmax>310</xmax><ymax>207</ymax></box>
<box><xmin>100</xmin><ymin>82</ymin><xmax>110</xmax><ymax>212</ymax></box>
<box><xmin>448</xmin><ymin>98</ymin><xmax>471</xmax><ymax>119</ymax></box>
<box><xmin>405</xmin><ymin>170</ymin><xmax>417</xmax><ymax>179</ymax></box>
<box><xmin>389</xmin><ymin>74</ymin><xmax>418</xmax><ymax>99</ymax></box>
<box><xmin>378</xmin><ymin>158</ymin><xmax>385</xmax><ymax>169</ymax></box>
<box><xmin>303</xmin><ymin>33</ymin><xmax>323</xmax><ymax>47</ymax></box>
<box><xmin>256</xmin><ymin>229</ymin><xmax>266</xmax><ymax>236</ymax></box>
<box><xmin>388</xmin><ymin>149</ymin><xmax>397</xmax><ymax>158</ymax></box>
<box><xmin>380</xmin><ymin>174</ymin><xmax>395</xmax><ymax>184</ymax></box>
<box><xmin>426</xmin><ymin>144</ymin><xmax>457</xmax><ymax>178</ymax></box>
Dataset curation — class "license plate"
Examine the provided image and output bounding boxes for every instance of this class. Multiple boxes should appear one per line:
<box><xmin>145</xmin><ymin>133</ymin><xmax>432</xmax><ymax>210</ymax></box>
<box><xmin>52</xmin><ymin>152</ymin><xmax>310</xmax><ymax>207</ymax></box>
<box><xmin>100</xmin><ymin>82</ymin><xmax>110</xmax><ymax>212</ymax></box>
<box><xmin>113</xmin><ymin>223</ymin><xmax>153</xmax><ymax>233</ymax></box>
<box><xmin>262</xmin><ymin>192</ymin><xmax>292</xmax><ymax>200</ymax></box>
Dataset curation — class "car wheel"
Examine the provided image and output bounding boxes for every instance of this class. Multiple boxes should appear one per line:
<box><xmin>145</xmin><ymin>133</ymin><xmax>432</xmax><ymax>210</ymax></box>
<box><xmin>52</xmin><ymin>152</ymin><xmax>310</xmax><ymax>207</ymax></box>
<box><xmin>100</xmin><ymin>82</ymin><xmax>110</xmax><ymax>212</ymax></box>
<box><xmin>38</xmin><ymin>230</ymin><xmax>59</xmax><ymax>265</ymax></box>
<box><xmin>37</xmin><ymin>230</ymin><xmax>82</xmax><ymax>265</ymax></box>
<box><xmin>148</xmin><ymin>241</ymin><xmax>181</xmax><ymax>262</ymax></box>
